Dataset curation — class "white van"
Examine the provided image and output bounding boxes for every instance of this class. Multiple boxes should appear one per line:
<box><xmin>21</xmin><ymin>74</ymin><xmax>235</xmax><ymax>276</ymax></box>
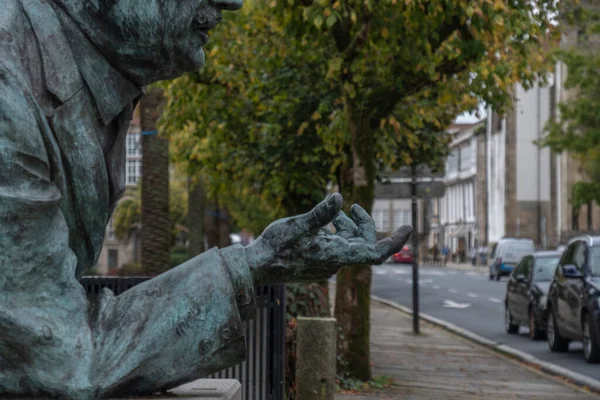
<box><xmin>489</xmin><ymin>238</ymin><xmax>535</xmax><ymax>281</ymax></box>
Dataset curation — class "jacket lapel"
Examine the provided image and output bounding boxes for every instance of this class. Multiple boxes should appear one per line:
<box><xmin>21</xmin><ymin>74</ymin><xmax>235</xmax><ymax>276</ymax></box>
<box><xmin>20</xmin><ymin>0</ymin><xmax>81</xmax><ymax>103</ymax></box>
<box><xmin>48</xmin><ymin>90</ymin><xmax>110</xmax><ymax>275</ymax></box>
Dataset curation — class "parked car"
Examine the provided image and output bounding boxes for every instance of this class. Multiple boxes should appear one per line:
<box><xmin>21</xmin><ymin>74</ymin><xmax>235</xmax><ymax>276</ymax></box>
<box><xmin>547</xmin><ymin>235</ymin><xmax>600</xmax><ymax>363</ymax></box>
<box><xmin>489</xmin><ymin>238</ymin><xmax>535</xmax><ymax>281</ymax></box>
<box><xmin>393</xmin><ymin>245</ymin><xmax>413</xmax><ymax>264</ymax></box>
<box><xmin>504</xmin><ymin>251</ymin><xmax>562</xmax><ymax>340</ymax></box>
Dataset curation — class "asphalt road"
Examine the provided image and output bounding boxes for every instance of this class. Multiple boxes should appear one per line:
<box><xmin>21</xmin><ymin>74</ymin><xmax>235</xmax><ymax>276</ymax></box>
<box><xmin>369</xmin><ymin>263</ymin><xmax>600</xmax><ymax>382</ymax></box>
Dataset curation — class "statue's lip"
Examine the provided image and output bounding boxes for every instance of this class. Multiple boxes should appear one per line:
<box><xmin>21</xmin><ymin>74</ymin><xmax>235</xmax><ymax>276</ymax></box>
<box><xmin>192</xmin><ymin>12</ymin><xmax>222</xmax><ymax>34</ymax></box>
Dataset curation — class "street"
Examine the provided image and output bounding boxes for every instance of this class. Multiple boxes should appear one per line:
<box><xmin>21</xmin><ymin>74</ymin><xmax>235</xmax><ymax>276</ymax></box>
<box><xmin>370</xmin><ymin>263</ymin><xmax>600</xmax><ymax>382</ymax></box>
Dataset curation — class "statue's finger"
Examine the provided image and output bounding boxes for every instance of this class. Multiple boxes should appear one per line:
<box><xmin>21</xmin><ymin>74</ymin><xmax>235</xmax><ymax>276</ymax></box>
<box><xmin>302</xmin><ymin>193</ymin><xmax>343</xmax><ymax>234</ymax></box>
<box><xmin>375</xmin><ymin>225</ymin><xmax>413</xmax><ymax>262</ymax></box>
<box><xmin>350</xmin><ymin>204</ymin><xmax>377</xmax><ymax>243</ymax></box>
<box><xmin>332</xmin><ymin>211</ymin><xmax>359</xmax><ymax>238</ymax></box>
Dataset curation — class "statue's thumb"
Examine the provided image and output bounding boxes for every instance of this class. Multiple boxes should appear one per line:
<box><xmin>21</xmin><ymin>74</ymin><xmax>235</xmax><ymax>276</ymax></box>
<box><xmin>376</xmin><ymin>225</ymin><xmax>413</xmax><ymax>259</ymax></box>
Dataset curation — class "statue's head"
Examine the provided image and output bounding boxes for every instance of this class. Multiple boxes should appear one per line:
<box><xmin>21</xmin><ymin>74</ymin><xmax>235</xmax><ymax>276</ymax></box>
<box><xmin>54</xmin><ymin>0</ymin><xmax>243</xmax><ymax>86</ymax></box>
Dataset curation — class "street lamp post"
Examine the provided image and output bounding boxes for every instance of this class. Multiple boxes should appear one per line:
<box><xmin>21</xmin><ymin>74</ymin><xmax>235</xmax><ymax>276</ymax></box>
<box><xmin>411</xmin><ymin>164</ymin><xmax>420</xmax><ymax>334</ymax></box>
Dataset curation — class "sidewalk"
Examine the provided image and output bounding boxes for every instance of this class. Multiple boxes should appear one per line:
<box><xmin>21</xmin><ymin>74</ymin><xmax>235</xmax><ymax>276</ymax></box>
<box><xmin>335</xmin><ymin>299</ymin><xmax>597</xmax><ymax>399</ymax></box>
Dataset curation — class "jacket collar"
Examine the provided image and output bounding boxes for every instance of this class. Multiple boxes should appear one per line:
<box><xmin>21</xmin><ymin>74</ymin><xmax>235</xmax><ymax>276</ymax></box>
<box><xmin>21</xmin><ymin>0</ymin><xmax>142</xmax><ymax>125</ymax></box>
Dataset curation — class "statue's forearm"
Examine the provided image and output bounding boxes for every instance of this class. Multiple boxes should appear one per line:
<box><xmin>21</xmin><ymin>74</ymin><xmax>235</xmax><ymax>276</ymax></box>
<box><xmin>90</xmin><ymin>246</ymin><xmax>255</xmax><ymax>396</ymax></box>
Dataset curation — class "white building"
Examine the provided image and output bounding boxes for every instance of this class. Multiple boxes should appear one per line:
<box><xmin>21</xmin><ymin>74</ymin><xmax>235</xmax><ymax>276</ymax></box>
<box><xmin>484</xmin><ymin>78</ymin><xmax>555</xmax><ymax>248</ymax></box>
<box><xmin>430</xmin><ymin>121</ymin><xmax>483</xmax><ymax>259</ymax></box>
<box><xmin>372</xmin><ymin>199</ymin><xmax>413</xmax><ymax>235</ymax></box>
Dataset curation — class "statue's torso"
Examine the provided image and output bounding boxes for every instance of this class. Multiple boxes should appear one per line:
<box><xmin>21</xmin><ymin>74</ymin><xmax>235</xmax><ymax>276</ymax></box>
<box><xmin>1</xmin><ymin>0</ymin><xmax>134</xmax><ymax>274</ymax></box>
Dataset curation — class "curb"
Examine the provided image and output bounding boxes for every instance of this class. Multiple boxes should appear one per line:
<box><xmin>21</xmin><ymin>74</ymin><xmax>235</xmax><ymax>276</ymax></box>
<box><xmin>370</xmin><ymin>294</ymin><xmax>600</xmax><ymax>396</ymax></box>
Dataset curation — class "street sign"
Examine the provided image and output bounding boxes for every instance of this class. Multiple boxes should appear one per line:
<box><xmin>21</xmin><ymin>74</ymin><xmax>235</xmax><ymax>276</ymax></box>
<box><xmin>375</xmin><ymin>181</ymin><xmax>446</xmax><ymax>199</ymax></box>
<box><xmin>380</xmin><ymin>165</ymin><xmax>445</xmax><ymax>180</ymax></box>
<box><xmin>380</xmin><ymin>164</ymin><xmax>445</xmax><ymax>180</ymax></box>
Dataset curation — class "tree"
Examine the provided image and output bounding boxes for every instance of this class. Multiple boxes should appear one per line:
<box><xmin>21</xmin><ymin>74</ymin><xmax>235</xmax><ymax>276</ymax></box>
<box><xmin>161</xmin><ymin>0</ymin><xmax>559</xmax><ymax>382</ymax></box>
<box><xmin>275</xmin><ymin>0</ymin><xmax>558</xmax><ymax>380</ymax></box>
<box><xmin>112</xmin><ymin>171</ymin><xmax>189</xmax><ymax>243</ymax></box>
<box><xmin>187</xmin><ymin>174</ymin><xmax>206</xmax><ymax>256</ymax></box>
<box><xmin>540</xmin><ymin>6</ymin><xmax>600</xmax><ymax>215</ymax></box>
<box><xmin>139</xmin><ymin>89</ymin><xmax>171</xmax><ymax>276</ymax></box>
<box><xmin>159</xmin><ymin>0</ymin><xmax>337</xmax><ymax>235</ymax></box>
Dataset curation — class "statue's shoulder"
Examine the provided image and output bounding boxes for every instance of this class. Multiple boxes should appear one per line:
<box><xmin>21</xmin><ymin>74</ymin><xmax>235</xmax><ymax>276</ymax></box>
<box><xmin>0</xmin><ymin>0</ymin><xmax>28</xmax><ymax>79</ymax></box>
<box><xmin>0</xmin><ymin>0</ymin><xmax>24</xmax><ymax>38</ymax></box>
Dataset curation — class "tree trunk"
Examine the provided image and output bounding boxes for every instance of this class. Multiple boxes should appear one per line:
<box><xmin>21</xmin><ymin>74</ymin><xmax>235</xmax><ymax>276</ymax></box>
<box><xmin>140</xmin><ymin>89</ymin><xmax>171</xmax><ymax>276</ymax></box>
<box><xmin>205</xmin><ymin>195</ymin><xmax>221</xmax><ymax>249</ymax></box>
<box><xmin>188</xmin><ymin>174</ymin><xmax>206</xmax><ymax>257</ymax></box>
<box><xmin>218</xmin><ymin>207</ymin><xmax>232</xmax><ymax>248</ymax></box>
<box><xmin>334</xmin><ymin>99</ymin><xmax>375</xmax><ymax>381</ymax></box>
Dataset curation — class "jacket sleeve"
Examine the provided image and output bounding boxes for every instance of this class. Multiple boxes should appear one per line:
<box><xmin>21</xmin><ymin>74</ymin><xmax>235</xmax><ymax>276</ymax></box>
<box><xmin>90</xmin><ymin>245</ymin><xmax>256</xmax><ymax>396</ymax></box>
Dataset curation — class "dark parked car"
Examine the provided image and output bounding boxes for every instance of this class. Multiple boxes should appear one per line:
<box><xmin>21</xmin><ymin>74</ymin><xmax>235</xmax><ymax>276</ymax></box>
<box><xmin>547</xmin><ymin>236</ymin><xmax>600</xmax><ymax>363</ymax></box>
<box><xmin>505</xmin><ymin>251</ymin><xmax>561</xmax><ymax>340</ymax></box>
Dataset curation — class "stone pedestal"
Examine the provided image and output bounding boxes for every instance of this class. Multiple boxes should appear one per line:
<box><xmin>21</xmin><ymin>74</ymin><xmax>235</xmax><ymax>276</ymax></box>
<box><xmin>11</xmin><ymin>379</ymin><xmax>242</xmax><ymax>400</ymax></box>
<box><xmin>121</xmin><ymin>380</ymin><xmax>242</xmax><ymax>400</ymax></box>
<box><xmin>296</xmin><ymin>317</ymin><xmax>336</xmax><ymax>400</ymax></box>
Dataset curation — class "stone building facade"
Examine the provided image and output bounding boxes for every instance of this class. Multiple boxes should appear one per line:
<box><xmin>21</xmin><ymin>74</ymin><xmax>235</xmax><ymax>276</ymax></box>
<box><xmin>428</xmin><ymin>121</ymin><xmax>483</xmax><ymax>260</ymax></box>
<box><xmin>481</xmin><ymin>79</ymin><xmax>556</xmax><ymax>250</ymax></box>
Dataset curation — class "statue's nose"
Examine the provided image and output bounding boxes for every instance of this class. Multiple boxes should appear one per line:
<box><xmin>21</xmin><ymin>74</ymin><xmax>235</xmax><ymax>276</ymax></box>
<box><xmin>210</xmin><ymin>0</ymin><xmax>243</xmax><ymax>11</ymax></box>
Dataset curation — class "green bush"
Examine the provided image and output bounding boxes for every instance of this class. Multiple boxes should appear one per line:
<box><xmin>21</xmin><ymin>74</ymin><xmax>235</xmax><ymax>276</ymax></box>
<box><xmin>117</xmin><ymin>263</ymin><xmax>143</xmax><ymax>276</ymax></box>
<box><xmin>170</xmin><ymin>245</ymin><xmax>191</xmax><ymax>268</ymax></box>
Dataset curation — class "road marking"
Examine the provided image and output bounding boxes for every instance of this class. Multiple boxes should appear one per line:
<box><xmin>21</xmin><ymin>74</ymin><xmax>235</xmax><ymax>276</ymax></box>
<box><xmin>375</xmin><ymin>270</ymin><xmax>387</xmax><ymax>275</ymax></box>
<box><xmin>488</xmin><ymin>297</ymin><xmax>502</xmax><ymax>303</ymax></box>
<box><xmin>443</xmin><ymin>300</ymin><xmax>471</xmax><ymax>309</ymax></box>
<box><xmin>422</xmin><ymin>271</ymin><xmax>447</xmax><ymax>276</ymax></box>
<box><xmin>406</xmin><ymin>279</ymin><xmax>413</xmax><ymax>284</ymax></box>
<box><xmin>448</xmin><ymin>288</ymin><xmax>458</xmax><ymax>294</ymax></box>
<box><xmin>432</xmin><ymin>285</ymin><xmax>441</xmax><ymax>290</ymax></box>
<box><xmin>467</xmin><ymin>293</ymin><xmax>478</xmax><ymax>298</ymax></box>
<box><xmin>421</xmin><ymin>279</ymin><xmax>434</xmax><ymax>284</ymax></box>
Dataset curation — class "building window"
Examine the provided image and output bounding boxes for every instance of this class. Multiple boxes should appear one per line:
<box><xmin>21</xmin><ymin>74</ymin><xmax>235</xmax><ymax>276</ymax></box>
<box><xmin>393</xmin><ymin>210</ymin><xmax>411</xmax><ymax>229</ymax></box>
<box><xmin>459</xmin><ymin>142</ymin><xmax>475</xmax><ymax>172</ymax></box>
<box><xmin>373</xmin><ymin>209</ymin><xmax>391</xmax><ymax>232</ymax></box>
<box><xmin>107</xmin><ymin>218</ymin><xmax>116</xmax><ymax>241</ymax></box>
<box><xmin>126</xmin><ymin>159</ymin><xmax>142</xmax><ymax>186</ymax></box>
<box><xmin>126</xmin><ymin>132</ymin><xmax>141</xmax><ymax>157</ymax></box>
<box><xmin>446</xmin><ymin>148</ymin><xmax>459</xmax><ymax>174</ymax></box>
<box><xmin>108</xmin><ymin>249</ymin><xmax>119</xmax><ymax>270</ymax></box>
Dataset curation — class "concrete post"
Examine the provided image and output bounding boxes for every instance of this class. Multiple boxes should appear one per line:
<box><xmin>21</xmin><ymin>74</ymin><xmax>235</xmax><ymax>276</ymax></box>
<box><xmin>296</xmin><ymin>317</ymin><xmax>336</xmax><ymax>400</ymax></box>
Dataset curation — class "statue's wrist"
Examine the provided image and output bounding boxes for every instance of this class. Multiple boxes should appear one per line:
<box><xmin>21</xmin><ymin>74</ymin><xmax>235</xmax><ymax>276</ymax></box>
<box><xmin>244</xmin><ymin>238</ymin><xmax>272</xmax><ymax>284</ymax></box>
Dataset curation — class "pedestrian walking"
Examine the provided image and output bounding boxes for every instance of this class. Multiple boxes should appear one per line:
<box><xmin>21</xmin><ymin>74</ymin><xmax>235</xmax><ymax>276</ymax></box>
<box><xmin>442</xmin><ymin>245</ymin><xmax>449</xmax><ymax>266</ymax></box>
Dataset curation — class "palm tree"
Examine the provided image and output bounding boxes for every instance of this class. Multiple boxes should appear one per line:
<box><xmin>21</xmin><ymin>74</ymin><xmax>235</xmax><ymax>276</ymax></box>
<box><xmin>139</xmin><ymin>88</ymin><xmax>171</xmax><ymax>276</ymax></box>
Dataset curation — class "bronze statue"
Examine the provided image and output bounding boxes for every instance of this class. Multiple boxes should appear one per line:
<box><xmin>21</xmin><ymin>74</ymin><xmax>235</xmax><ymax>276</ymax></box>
<box><xmin>0</xmin><ymin>0</ymin><xmax>412</xmax><ymax>398</ymax></box>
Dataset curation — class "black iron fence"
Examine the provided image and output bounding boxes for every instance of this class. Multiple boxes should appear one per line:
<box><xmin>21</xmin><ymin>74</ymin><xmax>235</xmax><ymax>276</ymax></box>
<box><xmin>80</xmin><ymin>277</ymin><xmax>285</xmax><ymax>400</ymax></box>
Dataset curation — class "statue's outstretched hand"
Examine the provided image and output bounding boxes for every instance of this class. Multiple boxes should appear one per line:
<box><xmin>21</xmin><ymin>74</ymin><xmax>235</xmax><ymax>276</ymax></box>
<box><xmin>245</xmin><ymin>193</ymin><xmax>413</xmax><ymax>285</ymax></box>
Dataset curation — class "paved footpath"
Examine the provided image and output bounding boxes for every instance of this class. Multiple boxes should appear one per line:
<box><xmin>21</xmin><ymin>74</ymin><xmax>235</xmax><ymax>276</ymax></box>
<box><xmin>335</xmin><ymin>300</ymin><xmax>598</xmax><ymax>400</ymax></box>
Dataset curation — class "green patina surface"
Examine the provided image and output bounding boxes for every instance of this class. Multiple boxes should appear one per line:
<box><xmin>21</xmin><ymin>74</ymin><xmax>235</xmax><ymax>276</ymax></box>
<box><xmin>0</xmin><ymin>1</ymin><xmax>411</xmax><ymax>398</ymax></box>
